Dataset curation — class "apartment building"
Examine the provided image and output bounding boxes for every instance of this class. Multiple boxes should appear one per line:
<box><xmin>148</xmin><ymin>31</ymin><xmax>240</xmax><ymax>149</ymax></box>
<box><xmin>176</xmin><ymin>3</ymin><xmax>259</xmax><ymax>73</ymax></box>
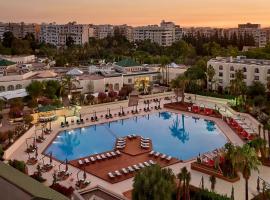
<box><xmin>92</xmin><ymin>24</ymin><xmax>114</xmax><ymax>39</ymax></box>
<box><xmin>40</xmin><ymin>22</ymin><xmax>90</xmax><ymax>46</ymax></box>
<box><xmin>238</xmin><ymin>23</ymin><xmax>267</xmax><ymax>47</ymax></box>
<box><xmin>207</xmin><ymin>56</ymin><xmax>270</xmax><ymax>90</ymax></box>
<box><xmin>0</xmin><ymin>22</ymin><xmax>39</xmax><ymax>40</ymax></box>
<box><xmin>133</xmin><ymin>20</ymin><xmax>182</xmax><ymax>46</ymax></box>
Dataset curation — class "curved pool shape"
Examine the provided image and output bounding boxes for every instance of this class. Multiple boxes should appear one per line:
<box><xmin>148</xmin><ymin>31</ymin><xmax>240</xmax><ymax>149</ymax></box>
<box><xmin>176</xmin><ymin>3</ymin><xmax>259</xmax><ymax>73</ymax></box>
<box><xmin>45</xmin><ymin>112</ymin><xmax>227</xmax><ymax>162</ymax></box>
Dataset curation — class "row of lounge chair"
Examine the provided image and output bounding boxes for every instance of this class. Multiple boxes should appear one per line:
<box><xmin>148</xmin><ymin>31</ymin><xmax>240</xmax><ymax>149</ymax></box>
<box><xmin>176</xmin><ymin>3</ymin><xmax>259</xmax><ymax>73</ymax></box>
<box><xmin>227</xmin><ymin>117</ymin><xmax>255</xmax><ymax>141</ymax></box>
<box><xmin>108</xmin><ymin>160</ymin><xmax>156</xmax><ymax>178</ymax></box>
<box><xmin>149</xmin><ymin>150</ymin><xmax>172</xmax><ymax>161</ymax></box>
<box><xmin>116</xmin><ymin>138</ymin><xmax>126</xmax><ymax>149</ymax></box>
<box><xmin>189</xmin><ymin>105</ymin><xmax>214</xmax><ymax>115</ymax></box>
<box><xmin>78</xmin><ymin>150</ymin><xmax>121</xmax><ymax>166</ymax></box>
<box><xmin>140</xmin><ymin>137</ymin><xmax>150</xmax><ymax>149</ymax></box>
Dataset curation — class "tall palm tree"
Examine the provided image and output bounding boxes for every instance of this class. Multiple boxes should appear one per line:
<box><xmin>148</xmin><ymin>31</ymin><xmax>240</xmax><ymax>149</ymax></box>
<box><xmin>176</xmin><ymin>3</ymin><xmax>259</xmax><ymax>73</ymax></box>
<box><xmin>178</xmin><ymin>167</ymin><xmax>191</xmax><ymax>200</ymax></box>
<box><xmin>60</xmin><ymin>75</ymin><xmax>80</xmax><ymax>97</ymax></box>
<box><xmin>206</xmin><ymin>65</ymin><xmax>215</xmax><ymax>91</ymax></box>
<box><xmin>229</xmin><ymin>70</ymin><xmax>247</xmax><ymax>107</ymax></box>
<box><xmin>171</xmin><ymin>75</ymin><xmax>189</xmax><ymax>103</ymax></box>
<box><xmin>234</xmin><ymin>144</ymin><xmax>261</xmax><ymax>200</ymax></box>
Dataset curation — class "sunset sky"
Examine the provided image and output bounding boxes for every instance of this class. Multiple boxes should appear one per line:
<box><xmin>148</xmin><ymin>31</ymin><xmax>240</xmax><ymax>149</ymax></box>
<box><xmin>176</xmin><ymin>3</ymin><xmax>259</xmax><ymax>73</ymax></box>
<box><xmin>0</xmin><ymin>0</ymin><xmax>270</xmax><ymax>27</ymax></box>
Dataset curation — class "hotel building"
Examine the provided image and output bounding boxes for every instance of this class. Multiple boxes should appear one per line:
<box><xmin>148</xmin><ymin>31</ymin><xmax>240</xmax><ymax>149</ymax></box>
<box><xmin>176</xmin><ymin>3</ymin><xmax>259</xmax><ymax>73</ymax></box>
<box><xmin>39</xmin><ymin>22</ymin><xmax>90</xmax><ymax>46</ymax></box>
<box><xmin>207</xmin><ymin>56</ymin><xmax>270</xmax><ymax>90</ymax></box>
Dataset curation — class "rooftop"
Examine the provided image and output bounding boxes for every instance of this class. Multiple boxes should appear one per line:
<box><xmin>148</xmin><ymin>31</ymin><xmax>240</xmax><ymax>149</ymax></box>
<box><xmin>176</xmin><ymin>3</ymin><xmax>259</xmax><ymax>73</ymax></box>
<box><xmin>0</xmin><ymin>59</ymin><xmax>16</xmax><ymax>67</ymax></box>
<box><xmin>115</xmin><ymin>59</ymin><xmax>140</xmax><ymax>67</ymax></box>
<box><xmin>0</xmin><ymin>162</ymin><xmax>69</xmax><ymax>200</ymax></box>
<box><xmin>209</xmin><ymin>56</ymin><xmax>270</xmax><ymax>66</ymax></box>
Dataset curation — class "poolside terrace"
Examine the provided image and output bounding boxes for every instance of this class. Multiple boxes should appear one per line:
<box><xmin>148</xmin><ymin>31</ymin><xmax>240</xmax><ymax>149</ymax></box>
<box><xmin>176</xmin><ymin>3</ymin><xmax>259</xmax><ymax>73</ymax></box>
<box><xmin>69</xmin><ymin>136</ymin><xmax>179</xmax><ymax>183</ymax></box>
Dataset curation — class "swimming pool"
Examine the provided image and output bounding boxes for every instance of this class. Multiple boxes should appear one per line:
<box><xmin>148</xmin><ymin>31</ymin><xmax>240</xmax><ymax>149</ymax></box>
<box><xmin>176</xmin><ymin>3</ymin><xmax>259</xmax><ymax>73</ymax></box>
<box><xmin>45</xmin><ymin>112</ymin><xmax>227</xmax><ymax>162</ymax></box>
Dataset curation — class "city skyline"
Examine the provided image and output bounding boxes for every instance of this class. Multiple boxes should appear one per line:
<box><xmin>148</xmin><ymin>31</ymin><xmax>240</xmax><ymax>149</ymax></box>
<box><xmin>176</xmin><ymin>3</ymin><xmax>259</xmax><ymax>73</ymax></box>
<box><xmin>0</xmin><ymin>0</ymin><xmax>270</xmax><ymax>27</ymax></box>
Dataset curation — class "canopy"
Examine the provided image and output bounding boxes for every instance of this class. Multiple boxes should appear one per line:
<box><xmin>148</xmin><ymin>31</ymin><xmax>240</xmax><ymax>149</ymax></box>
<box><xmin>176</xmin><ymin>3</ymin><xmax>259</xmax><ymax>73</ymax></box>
<box><xmin>37</xmin><ymin>70</ymin><xmax>57</xmax><ymax>78</ymax></box>
<box><xmin>0</xmin><ymin>89</ymin><xmax>28</xmax><ymax>100</ymax></box>
<box><xmin>66</xmin><ymin>68</ymin><xmax>83</xmax><ymax>76</ymax></box>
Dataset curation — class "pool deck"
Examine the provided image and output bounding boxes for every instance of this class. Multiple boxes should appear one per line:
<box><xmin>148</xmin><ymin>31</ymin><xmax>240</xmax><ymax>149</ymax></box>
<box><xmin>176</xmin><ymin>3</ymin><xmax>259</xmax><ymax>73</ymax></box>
<box><xmin>69</xmin><ymin>136</ymin><xmax>179</xmax><ymax>184</ymax></box>
<box><xmin>5</xmin><ymin>93</ymin><xmax>270</xmax><ymax>200</ymax></box>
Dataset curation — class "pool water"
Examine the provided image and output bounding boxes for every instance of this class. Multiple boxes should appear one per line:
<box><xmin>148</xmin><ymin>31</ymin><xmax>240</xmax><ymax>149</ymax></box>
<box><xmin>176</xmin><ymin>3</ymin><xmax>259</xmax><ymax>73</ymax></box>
<box><xmin>45</xmin><ymin>112</ymin><xmax>227</xmax><ymax>162</ymax></box>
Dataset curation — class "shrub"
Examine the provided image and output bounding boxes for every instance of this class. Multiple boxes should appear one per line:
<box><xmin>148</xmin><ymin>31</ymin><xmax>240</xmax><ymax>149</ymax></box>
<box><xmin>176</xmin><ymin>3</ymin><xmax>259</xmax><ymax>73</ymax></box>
<box><xmin>192</xmin><ymin>189</ymin><xmax>230</xmax><ymax>200</ymax></box>
<box><xmin>23</xmin><ymin>114</ymin><xmax>33</xmax><ymax>124</ymax></box>
<box><xmin>8</xmin><ymin>160</ymin><xmax>27</xmax><ymax>173</ymax></box>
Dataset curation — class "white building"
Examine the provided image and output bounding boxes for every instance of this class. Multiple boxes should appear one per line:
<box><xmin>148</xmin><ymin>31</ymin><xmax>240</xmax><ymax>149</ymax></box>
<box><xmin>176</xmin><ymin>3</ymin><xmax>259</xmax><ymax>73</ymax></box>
<box><xmin>0</xmin><ymin>55</ymin><xmax>36</xmax><ymax>64</ymax></box>
<box><xmin>40</xmin><ymin>22</ymin><xmax>90</xmax><ymax>46</ymax></box>
<box><xmin>133</xmin><ymin>20</ymin><xmax>182</xmax><ymax>46</ymax></box>
<box><xmin>93</xmin><ymin>24</ymin><xmax>114</xmax><ymax>39</ymax></box>
<box><xmin>207</xmin><ymin>56</ymin><xmax>270</xmax><ymax>90</ymax></box>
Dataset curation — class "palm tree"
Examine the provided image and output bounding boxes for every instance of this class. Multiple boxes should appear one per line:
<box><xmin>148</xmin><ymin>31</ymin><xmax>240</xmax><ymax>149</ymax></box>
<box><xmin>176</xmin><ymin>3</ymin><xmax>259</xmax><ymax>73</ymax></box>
<box><xmin>169</xmin><ymin>114</ymin><xmax>189</xmax><ymax>143</ymax></box>
<box><xmin>171</xmin><ymin>75</ymin><xmax>189</xmax><ymax>103</ymax></box>
<box><xmin>60</xmin><ymin>75</ymin><xmax>80</xmax><ymax>97</ymax></box>
<box><xmin>234</xmin><ymin>144</ymin><xmax>261</xmax><ymax>200</ymax></box>
<box><xmin>177</xmin><ymin>167</ymin><xmax>191</xmax><ymax>200</ymax></box>
<box><xmin>229</xmin><ymin>70</ymin><xmax>247</xmax><ymax>107</ymax></box>
<box><xmin>248</xmin><ymin>138</ymin><xmax>267</xmax><ymax>160</ymax></box>
<box><xmin>206</xmin><ymin>65</ymin><xmax>215</xmax><ymax>91</ymax></box>
<box><xmin>209</xmin><ymin>175</ymin><xmax>216</xmax><ymax>191</ymax></box>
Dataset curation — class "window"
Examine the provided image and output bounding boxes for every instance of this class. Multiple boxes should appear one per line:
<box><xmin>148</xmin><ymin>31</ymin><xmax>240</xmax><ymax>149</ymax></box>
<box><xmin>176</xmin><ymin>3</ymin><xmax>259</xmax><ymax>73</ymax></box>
<box><xmin>7</xmin><ymin>85</ymin><xmax>14</xmax><ymax>91</ymax></box>
<box><xmin>254</xmin><ymin>76</ymin><xmax>259</xmax><ymax>81</ymax></box>
<box><xmin>218</xmin><ymin>79</ymin><xmax>223</xmax><ymax>84</ymax></box>
<box><xmin>0</xmin><ymin>86</ymin><xmax>5</xmax><ymax>92</ymax></box>
<box><xmin>16</xmin><ymin>84</ymin><xmax>22</xmax><ymax>90</ymax></box>
<box><xmin>230</xmin><ymin>73</ymin><xmax>235</xmax><ymax>78</ymax></box>
<box><xmin>243</xmin><ymin>75</ymin><xmax>247</xmax><ymax>79</ymax></box>
<box><xmin>219</xmin><ymin>72</ymin><xmax>223</xmax><ymax>77</ymax></box>
<box><xmin>268</xmin><ymin>69</ymin><xmax>270</xmax><ymax>74</ymax></box>
<box><xmin>219</xmin><ymin>65</ymin><xmax>223</xmax><ymax>70</ymax></box>
<box><xmin>230</xmin><ymin>66</ymin><xmax>234</xmax><ymax>71</ymax></box>
<box><xmin>243</xmin><ymin>67</ymin><xmax>247</xmax><ymax>72</ymax></box>
<box><xmin>255</xmin><ymin>68</ymin><xmax>259</xmax><ymax>73</ymax></box>
<box><xmin>114</xmin><ymin>83</ymin><xmax>119</xmax><ymax>91</ymax></box>
<box><xmin>128</xmin><ymin>78</ymin><xmax>132</xmax><ymax>84</ymax></box>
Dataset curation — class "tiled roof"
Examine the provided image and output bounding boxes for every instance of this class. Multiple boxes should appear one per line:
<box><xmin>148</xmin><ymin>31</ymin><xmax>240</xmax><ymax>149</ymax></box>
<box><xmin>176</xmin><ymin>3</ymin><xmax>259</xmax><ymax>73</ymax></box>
<box><xmin>116</xmin><ymin>59</ymin><xmax>139</xmax><ymax>67</ymax></box>
<box><xmin>0</xmin><ymin>59</ymin><xmax>16</xmax><ymax>66</ymax></box>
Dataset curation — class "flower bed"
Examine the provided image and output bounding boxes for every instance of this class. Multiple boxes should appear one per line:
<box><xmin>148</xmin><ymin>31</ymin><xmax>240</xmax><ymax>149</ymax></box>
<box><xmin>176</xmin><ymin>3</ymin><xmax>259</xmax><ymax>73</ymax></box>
<box><xmin>191</xmin><ymin>162</ymin><xmax>240</xmax><ymax>183</ymax></box>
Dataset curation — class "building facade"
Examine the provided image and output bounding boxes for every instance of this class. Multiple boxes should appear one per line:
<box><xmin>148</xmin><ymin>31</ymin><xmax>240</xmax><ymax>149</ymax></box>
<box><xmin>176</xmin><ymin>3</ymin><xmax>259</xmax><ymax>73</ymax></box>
<box><xmin>133</xmin><ymin>20</ymin><xmax>182</xmax><ymax>46</ymax></box>
<box><xmin>207</xmin><ymin>56</ymin><xmax>270</xmax><ymax>90</ymax></box>
<box><xmin>40</xmin><ymin>22</ymin><xmax>90</xmax><ymax>46</ymax></box>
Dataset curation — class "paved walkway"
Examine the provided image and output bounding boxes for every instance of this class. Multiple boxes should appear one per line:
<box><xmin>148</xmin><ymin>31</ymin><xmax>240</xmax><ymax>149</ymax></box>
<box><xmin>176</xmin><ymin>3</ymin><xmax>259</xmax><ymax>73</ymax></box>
<box><xmin>6</xmin><ymin>93</ymin><xmax>270</xmax><ymax>200</ymax></box>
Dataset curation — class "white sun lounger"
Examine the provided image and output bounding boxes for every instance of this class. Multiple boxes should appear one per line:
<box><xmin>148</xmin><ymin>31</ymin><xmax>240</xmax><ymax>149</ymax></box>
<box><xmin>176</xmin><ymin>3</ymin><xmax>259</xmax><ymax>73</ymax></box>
<box><xmin>154</xmin><ymin>152</ymin><xmax>160</xmax><ymax>157</ymax></box>
<box><xmin>127</xmin><ymin>135</ymin><xmax>133</xmax><ymax>139</ymax></box>
<box><xmin>160</xmin><ymin>154</ymin><xmax>166</xmax><ymax>159</ymax></box>
<box><xmin>84</xmin><ymin>158</ymin><xmax>90</xmax><ymax>164</ymax></box>
<box><xmin>132</xmin><ymin>134</ymin><xmax>137</xmax><ymax>138</ymax></box>
<box><xmin>138</xmin><ymin>163</ymin><xmax>145</xmax><ymax>168</ymax></box>
<box><xmin>90</xmin><ymin>157</ymin><xmax>96</xmax><ymax>162</ymax></box>
<box><xmin>116</xmin><ymin>150</ymin><xmax>121</xmax><ymax>155</ymax></box>
<box><xmin>166</xmin><ymin>156</ymin><xmax>172</xmax><ymax>161</ymax></box>
<box><xmin>141</xmin><ymin>137</ymin><xmax>150</xmax><ymax>140</ymax></box>
<box><xmin>141</xmin><ymin>145</ymin><xmax>150</xmax><ymax>149</ymax></box>
<box><xmin>108</xmin><ymin>172</ymin><xmax>115</xmax><ymax>178</ymax></box>
<box><xmin>78</xmin><ymin>160</ymin><xmax>84</xmax><ymax>165</ymax></box>
<box><xmin>122</xmin><ymin>168</ymin><xmax>129</xmax><ymax>174</ymax></box>
<box><xmin>96</xmin><ymin>155</ymin><xmax>102</xmax><ymax>160</ymax></box>
<box><xmin>149</xmin><ymin>150</ymin><xmax>155</xmax><ymax>155</ymax></box>
<box><xmin>128</xmin><ymin>166</ymin><xmax>134</xmax><ymax>172</ymax></box>
<box><xmin>141</xmin><ymin>138</ymin><xmax>150</xmax><ymax>142</ymax></box>
<box><xmin>115</xmin><ymin>170</ymin><xmax>122</xmax><ymax>176</ymax></box>
<box><xmin>133</xmin><ymin>165</ymin><xmax>140</xmax><ymax>170</ymax></box>
<box><xmin>117</xmin><ymin>140</ymin><xmax>126</xmax><ymax>143</ymax></box>
<box><xmin>149</xmin><ymin>160</ymin><xmax>156</xmax><ymax>165</ymax></box>
<box><xmin>101</xmin><ymin>154</ymin><xmax>106</xmax><ymax>159</ymax></box>
<box><xmin>144</xmin><ymin>161</ymin><xmax>150</xmax><ymax>167</ymax></box>
<box><xmin>116</xmin><ymin>145</ymin><xmax>125</xmax><ymax>149</ymax></box>
<box><xmin>111</xmin><ymin>151</ymin><xmax>116</xmax><ymax>157</ymax></box>
<box><xmin>106</xmin><ymin>152</ymin><xmax>112</xmax><ymax>158</ymax></box>
<box><xmin>141</xmin><ymin>141</ymin><xmax>150</xmax><ymax>145</ymax></box>
<box><xmin>118</xmin><ymin>137</ymin><xmax>125</xmax><ymax>141</ymax></box>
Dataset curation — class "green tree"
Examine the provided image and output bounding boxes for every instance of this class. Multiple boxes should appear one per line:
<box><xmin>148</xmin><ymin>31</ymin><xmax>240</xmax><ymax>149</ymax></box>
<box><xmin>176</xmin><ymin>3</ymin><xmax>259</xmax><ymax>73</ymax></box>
<box><xmin>132</xmin><ymin>165</ymin><xmax>176</xmax><ymax>200</ymax></box>
<box><xmin>177</xmin><ymin>166</ymin><xmax>191</xmax><ymax>200</ymax></box>
<box><xmin>229</xmin><ymin>70</ymin><xmax>247</xmax><ymax>106</ymax></box>
<box><xmin>234</xmin><ymin>144</ymin><xmax>261</xmax><ymax>200</ymax></box>
<box><xmin>66</xmin><ymin>36</ymin><xmax>75</xmax><ymax>48</ymax></box>
<box><xmin>207</xmin><ymin>65</ymin><xmax>215</xmax><ymax>91</ymax></box>
<box><xmin>209</xmin><ymin>175</ymin><xmax>216</xmax><ymax>191</ymax></box>
<box><xmin>26</xmin><ymin>81</ymin><xmax>44</xmax><ymax>102</ymax></box>
<box><xmin>60</xmin><ymin>75</ymin><xmax>80</xmax><ymax>97</ymax></box>
<box><xmin>171</xmin><ymin>75</ymin><xmax>189</xmax><ymax>103</ymax></box>
<box><xmin>2</xmin><ymin>31</ymin><xmax>14</xmax><ymax>48</ymax></box>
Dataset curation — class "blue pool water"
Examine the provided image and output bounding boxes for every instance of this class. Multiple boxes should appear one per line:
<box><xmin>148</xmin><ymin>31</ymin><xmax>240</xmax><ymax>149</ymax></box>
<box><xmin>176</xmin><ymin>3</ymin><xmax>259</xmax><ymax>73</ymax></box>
<box><xmin>45</xmin><ymin>112</ymin><xmax>227</xmax><ymax>162</ymax></box>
